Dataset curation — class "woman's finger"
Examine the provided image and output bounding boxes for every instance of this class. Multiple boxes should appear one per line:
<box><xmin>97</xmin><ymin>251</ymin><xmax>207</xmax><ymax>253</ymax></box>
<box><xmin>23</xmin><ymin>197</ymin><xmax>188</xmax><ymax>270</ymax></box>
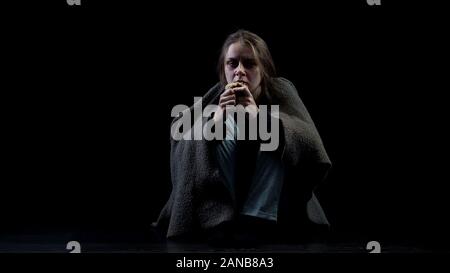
<box><xmin>220</xmin><ymin>100</ymin><xmax>236</xmax><ymax>108</ymax></box>
<box><xmin>222</xmin><ymin>88</ymin><xmax>235</xmax><ymax>97</ymax></box>
<box><xmin>219</xmin><ymin>94</ymin><xmax>236</xmax><ymax>104</ymax></box>
<box><xmin>232</xmin><ymin>86</ymin><xmax>252</xmax><ymax>98</ymax></box>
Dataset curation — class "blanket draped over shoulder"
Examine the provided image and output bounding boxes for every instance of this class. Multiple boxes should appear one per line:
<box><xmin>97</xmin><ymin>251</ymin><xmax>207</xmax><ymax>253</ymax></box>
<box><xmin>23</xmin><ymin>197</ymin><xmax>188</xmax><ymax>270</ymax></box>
<box><xmin>156</xmin><ymin>77</ymin><xmax>332</xmax><ymax>238</ymax></box>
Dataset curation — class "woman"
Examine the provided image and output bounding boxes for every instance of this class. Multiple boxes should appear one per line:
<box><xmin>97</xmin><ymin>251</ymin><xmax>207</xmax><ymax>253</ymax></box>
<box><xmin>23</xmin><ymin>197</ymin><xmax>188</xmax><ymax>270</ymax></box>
<box><xmin>156</xmin><ymin>30</ymin><xmax>332</xmax><ymax>246</ymax></box>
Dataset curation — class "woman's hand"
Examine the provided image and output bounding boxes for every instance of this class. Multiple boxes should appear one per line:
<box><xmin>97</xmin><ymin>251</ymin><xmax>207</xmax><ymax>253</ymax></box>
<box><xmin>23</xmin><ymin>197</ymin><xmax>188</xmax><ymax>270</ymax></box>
<box><xmin>233</xmin><ymin>84</ymin><xmax>259</xmax><ymax>119</ymax></box>
<box><xmin>214</xmin><ymin>82</ymin><xmax>258</xmax><ymax>123</ymax></box>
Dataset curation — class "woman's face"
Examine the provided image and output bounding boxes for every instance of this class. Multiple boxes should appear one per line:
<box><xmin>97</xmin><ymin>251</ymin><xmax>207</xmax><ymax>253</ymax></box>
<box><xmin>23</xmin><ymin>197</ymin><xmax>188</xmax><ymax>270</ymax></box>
<box><xmin>224</xmin><ymin>42</ymin><xmax>262</xmax><ymax>94</ymax></box>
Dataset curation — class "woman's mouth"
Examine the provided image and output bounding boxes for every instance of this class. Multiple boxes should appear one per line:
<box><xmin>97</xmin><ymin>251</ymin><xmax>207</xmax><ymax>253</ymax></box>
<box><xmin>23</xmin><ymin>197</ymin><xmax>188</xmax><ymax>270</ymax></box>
<box><xmin>235</xmin><ymin>80</ymin><xmax>249</xmax><ymax>86</ymax></box>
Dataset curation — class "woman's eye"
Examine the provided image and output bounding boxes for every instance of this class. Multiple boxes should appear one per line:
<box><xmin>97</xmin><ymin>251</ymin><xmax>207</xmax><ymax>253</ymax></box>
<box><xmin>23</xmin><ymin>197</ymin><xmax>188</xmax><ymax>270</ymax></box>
<box><xmin>243</xmin><ymin>60</ymin><xmax>256</xmax><ymax>68</ymax></box>
<box><xmin>227</xmin><ymin>60</ymin><xmax>238</xmax><ymax>68</ymax></box>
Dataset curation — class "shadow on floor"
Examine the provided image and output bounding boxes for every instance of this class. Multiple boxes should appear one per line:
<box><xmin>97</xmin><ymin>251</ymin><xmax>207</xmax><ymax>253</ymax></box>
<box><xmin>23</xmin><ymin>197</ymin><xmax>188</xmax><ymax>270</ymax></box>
<box><xmin>0</xmin><ymin>227</ymin><xmax>445</xmax><ymax>253</ymax></box>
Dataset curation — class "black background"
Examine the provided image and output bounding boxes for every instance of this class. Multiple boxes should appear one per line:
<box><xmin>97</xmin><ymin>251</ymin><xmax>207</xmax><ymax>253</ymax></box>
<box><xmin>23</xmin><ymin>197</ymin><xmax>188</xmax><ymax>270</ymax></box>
<box><xmin>1</xmin><ymin>0</ymin><xmax>449</xmax><ymax>249</ymax></box>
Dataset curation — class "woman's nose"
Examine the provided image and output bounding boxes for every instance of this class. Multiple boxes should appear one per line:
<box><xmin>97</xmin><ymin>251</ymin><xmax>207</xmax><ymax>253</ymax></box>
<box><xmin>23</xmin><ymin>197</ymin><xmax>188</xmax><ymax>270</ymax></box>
<box><xmin>234</xmin><ymin>62</ymin><xmax>246</xmax><ymax>76</ymax></box>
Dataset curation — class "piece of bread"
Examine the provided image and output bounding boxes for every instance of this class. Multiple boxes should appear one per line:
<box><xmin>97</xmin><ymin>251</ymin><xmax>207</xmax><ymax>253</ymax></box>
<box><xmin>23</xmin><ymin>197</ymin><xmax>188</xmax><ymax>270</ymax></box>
<box><xmin>225</xmin><ymin>81</ymin><xmax>246</xmax><ymax>89</ymax></box>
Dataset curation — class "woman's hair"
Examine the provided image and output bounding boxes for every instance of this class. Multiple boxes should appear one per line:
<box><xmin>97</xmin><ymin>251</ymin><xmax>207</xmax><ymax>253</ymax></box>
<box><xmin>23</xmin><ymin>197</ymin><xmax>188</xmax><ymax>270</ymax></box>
<box><xmin>217</xmin><ymin>30</ymin><xmax>276</xmax><ymax>91</ymax></box>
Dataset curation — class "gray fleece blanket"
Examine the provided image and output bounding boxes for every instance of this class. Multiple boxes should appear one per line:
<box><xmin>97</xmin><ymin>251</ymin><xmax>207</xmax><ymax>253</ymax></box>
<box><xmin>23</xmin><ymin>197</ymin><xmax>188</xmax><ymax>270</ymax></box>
<box><xmin>156</xmin><ymin>77</ymin><xmax>332</xmax><ymax>238</ymax></box>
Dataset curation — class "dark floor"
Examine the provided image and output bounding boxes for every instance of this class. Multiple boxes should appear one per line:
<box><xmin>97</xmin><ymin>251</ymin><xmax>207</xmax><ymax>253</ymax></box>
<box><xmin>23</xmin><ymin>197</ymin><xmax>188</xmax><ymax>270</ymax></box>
<box><xmin>0</xmin><ymin>227</ymin><xmax>446</xmax><ymax>253</ymax></box>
